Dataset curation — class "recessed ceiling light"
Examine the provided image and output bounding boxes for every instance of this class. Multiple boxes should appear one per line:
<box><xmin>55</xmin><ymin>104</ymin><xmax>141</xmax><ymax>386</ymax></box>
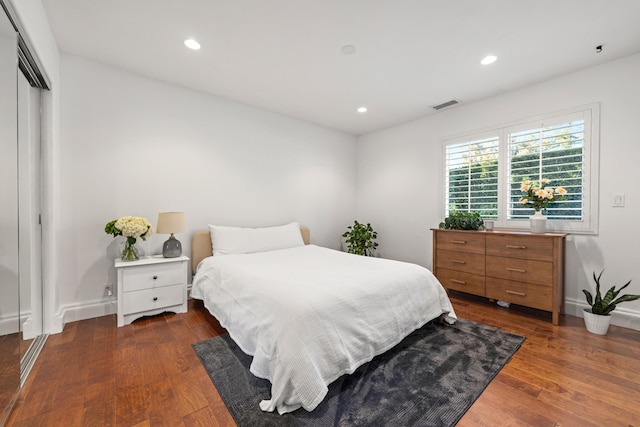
<box><xmin>184</xmin><ymin>39</ymin><xmax>201</xmax><ymax>50</ymax></box>
<box><xmin>341</xmin><ymin>45</ymin><xmax>356</xmax><ymax>55</ymax></box>
<box><xmin>481</xmin><ymin>55</ymin><xmax>497</xmax><ymax>65</ymax></box>
<box><xmin>357</xmin><ymin>107</ymin><xmax>367</xmax><ymax>113</ymax></box>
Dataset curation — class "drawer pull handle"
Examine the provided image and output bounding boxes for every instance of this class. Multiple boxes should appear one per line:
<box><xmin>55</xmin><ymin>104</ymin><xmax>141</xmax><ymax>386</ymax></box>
<box><xmin>506</xmin><ymin>290</ymin><xmax>526</xmax><ymax>297</ymax></box>
<box><xmin>153</xmin><ymin>297</ymin><xmax>158</xmax><ymax>301</ymax></box>
<box><xmin>506</xmin><ymin>245</ymin><xmax>526</xmax><ymax>249</ymax></box>
<box><xmin>153</xmin><ymin>275</ymin><xmax>158</xmax><ymax>280</ymax></box>
<box><xmin>506</xmin><ymin>267</ymin><xmax>526</xmax><ymax>273</ymax></box>
<box><xmin>451</xmin><ymin>260</ymin><xmax>466</xmax><ymax>264</ymax></box>
<box><xmin>451</xmin><ymin>240</ymin><xmax>467</xmax><ymax>244</ymax></box>
<box><xmin>450</xmin><ymin>279</ymin><xmax>466</xmax><ymax>285</ymax></box>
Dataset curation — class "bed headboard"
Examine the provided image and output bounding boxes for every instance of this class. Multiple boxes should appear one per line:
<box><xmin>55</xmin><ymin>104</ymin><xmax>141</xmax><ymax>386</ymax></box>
<box><xmin>190</xmin><ymin>227</ymin><xmax>310</xmax><ymax>273</ymax></box>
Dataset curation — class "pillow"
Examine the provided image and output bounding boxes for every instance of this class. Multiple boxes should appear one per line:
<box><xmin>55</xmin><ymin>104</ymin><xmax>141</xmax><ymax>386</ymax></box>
<box><xmin>208</xmin><ymin>222</ymin><xmax>305</xmax><ymax>256</ymax></box>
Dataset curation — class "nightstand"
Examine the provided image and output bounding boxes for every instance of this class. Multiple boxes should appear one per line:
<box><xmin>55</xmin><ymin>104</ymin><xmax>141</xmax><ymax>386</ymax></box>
<box><xmin>115</xmin><ymin>255</ymin><xmax>189</xmax><ymax>327</ymax></box>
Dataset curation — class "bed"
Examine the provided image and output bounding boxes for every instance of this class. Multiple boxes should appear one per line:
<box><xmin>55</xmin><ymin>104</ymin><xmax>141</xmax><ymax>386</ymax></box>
<box><xmin>190</xmin><ymin>222</ymin><xmax>456</xmax><ymax>415</ymax></box>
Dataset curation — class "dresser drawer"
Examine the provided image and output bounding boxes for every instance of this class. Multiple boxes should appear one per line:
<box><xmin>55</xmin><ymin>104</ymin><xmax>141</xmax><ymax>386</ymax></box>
<box><xmin>437</xmin><ymin>250</ymin><xmax>485</xmax><ymax>275</ymax></box>
<box><xmin>436</xmin><ymin>269</ymin><xmax>485</xmax><ymax>296</ymax></box>
<box><xmin>436</xmin><ymin>231</ymin><xmax>485</xmax><ymax>254</ymax></box>
<box><xmin>122</xmin><ymin>262</ymin><xmax>185</xmax><ymax>292</ymax></box>
<box><xmin>486</xmin><ymin>234</ymin><xmax>553</xmax><ymax>262</ymax></box>
<box><xmin>485</xmin><ymin>278</ymin><xmax>552</xmax><ymax>311</ymax></box>
<box><xmin>122</xmin><ymin>284</ymin><xmax>184</xmax><ymax>315</ymax></box>
<box><xmin>486</xmin><ymin>255</ymin><xmax>553</xmax><ymax>286</ymax></box>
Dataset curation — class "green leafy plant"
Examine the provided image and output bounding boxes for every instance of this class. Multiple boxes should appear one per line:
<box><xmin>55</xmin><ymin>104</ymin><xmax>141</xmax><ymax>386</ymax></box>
<box><xmin>439</xmin><ymin>210</ymin><xmax>485</xmax><ymax>230</ymax></box>
<box><xmin>342</xmin><ymin>220</ymin><xmax>378</xmax><ymax>256</ymax></box>
<box><xmin>583</xmin><ymin>270</ymin><xmax>639</xmax><ymax>315</ymax></box>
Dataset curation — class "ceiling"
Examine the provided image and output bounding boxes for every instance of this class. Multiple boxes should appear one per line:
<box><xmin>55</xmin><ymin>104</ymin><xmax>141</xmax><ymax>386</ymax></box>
<box><xmin>41</xmin><ymin>0</ymin><xmax>640</xmax><ymax>135</ymax></box>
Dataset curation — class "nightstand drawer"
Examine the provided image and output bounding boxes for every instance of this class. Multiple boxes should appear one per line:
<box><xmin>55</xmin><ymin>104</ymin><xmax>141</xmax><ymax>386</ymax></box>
<box><xmin>486</xmin><ymin>255</ymin><xmax>553</xmax><ymax>286</ymax></box>
<box><xmin>436</xmin><ymin>269</ymin><xmax>485</xmax><ymax>295</ymax></box>
<box><xmin>436</xmin><ymin>250</ymin><xmax>485</xmax><ymax>275</ymax></box>
<box><xmin>122</xmin><ymin>284</ymin><xmax>184</xmax><ymax>315</ymax></box>
<box><xmin>486</xmin><ymin>234</ymin><xmax>553</xmax><ymax>262</ymax></box>
<box><xmin>122</xmin><ymin>262</ymin><xmax>184</xmax><ymax>292</ymax></box>
<box><xmin>485</xmin><ymin>278</ymin><xmax>553</xmax><ymax>311</ymax></box>
<box><xmin>436</xmin><ymin>231</ymin><xmax>485</xmax><ymax>254</ymax></box>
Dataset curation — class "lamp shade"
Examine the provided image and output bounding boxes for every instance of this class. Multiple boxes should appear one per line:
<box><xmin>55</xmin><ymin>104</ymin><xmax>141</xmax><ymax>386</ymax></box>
<box><xmin>156</xmin><ymin>212</ymin><xmax>186</xmax><ymax>234</ymax></box>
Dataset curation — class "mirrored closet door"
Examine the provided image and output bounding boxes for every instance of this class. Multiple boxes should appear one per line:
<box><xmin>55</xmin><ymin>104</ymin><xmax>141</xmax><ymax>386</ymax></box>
<box><xmin>1</xmin><ymin>1</ymin><xmax>50</xmax><ymax>424</ymax></box>
<box><xmin>18</xmin><ymin>60</ymin><xmax>45</xmax><ymax>387</ymax></box>
<box><xmin>0</xmin><ymin>4</ymin><xmax>19</xmax><ymax>424</ymax></box>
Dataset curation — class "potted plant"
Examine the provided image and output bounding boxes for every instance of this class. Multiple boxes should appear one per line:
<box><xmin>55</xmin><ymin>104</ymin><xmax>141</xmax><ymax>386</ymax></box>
<box><xmin>342</xmin><ymin>220</ymin><xmax>378</xmax><ymax>256</ymax></box>
<box><xmin>439</xmin><ymin>210</ymin><xmax>485</xmax><ymax>230</ymax></box>
<box><xmin>582</xmin><ymin>270</ymin><xmax>639</xmax><ymax>335</ymax></box>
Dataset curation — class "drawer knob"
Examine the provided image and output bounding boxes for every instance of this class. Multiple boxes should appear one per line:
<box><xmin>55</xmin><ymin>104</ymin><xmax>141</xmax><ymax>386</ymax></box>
<box><xmin>451</xmin><ymin>260</ymin><xmax>466</xmax><ymax>264</ymax></box>
<box><xmin>506</xmin><ymin>245</ymin><xmax>526</xmax><ymax>249</ymax></box>
<box><xmin>451</xmin><ymin>240</ymin><xmax>467</xmax><ymax>244</ymax></box>
<box><xmin>450</xmin><ymin>279</ymin><xmax>466</xmax><ymax>285</ymax></box>
<box><xmin>153</xmin><ymin>275</ymin><xmax>158</xmax><ymax>280</ymax></box>
<box><xmin>506</xmin><ymin>267</ymin><xmax>526</xmax><ymax>273</ymax></box>
<box><xmin>153</xmin><ymin>297</ymin><xmax>158</xmax><ymax>301</ymax></box>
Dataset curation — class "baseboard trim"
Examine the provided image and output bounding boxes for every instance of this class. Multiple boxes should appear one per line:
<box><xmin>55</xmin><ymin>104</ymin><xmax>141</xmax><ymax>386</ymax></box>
<box><xmin>49</xmin><ymin>297</ymin><xmax>640</xmax><ymax>333</ymax></box>
<box><xmin>54</xmin><ymin>297</ymin><xmax>117</xmax><ymax>332</ymax></box>
<box><xmin>565</xmin><ymin>298</ymin><xmax>640</xmax><ymax>331</ymax></box>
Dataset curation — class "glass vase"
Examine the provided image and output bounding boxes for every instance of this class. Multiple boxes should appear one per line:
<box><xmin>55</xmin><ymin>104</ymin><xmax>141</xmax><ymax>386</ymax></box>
<box><xmin>121</xmin><ymin>237</ymin><xmax>139</xmax><ymax>261</ymax></box>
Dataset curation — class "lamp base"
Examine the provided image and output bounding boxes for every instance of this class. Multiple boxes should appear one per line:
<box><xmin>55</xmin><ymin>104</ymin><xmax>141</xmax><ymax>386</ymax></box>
<box><xmin>162</xmin><ymin>234</ymin><xmax>182</xmax><ymax>258</ymax></box>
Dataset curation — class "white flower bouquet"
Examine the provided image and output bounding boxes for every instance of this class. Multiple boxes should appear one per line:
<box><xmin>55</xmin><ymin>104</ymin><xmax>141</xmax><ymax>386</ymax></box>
<box><xmin>105</xmin><ymin>216</ymin><xmax>154</xmax><ymax>261</ymax></box>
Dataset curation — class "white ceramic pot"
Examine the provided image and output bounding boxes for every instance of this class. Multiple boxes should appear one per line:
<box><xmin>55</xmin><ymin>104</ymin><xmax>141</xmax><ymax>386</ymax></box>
<box><xmin>583</xmin><ymin>308</ymin><xmax>611</xmax><ymax>335</ymax></box>
<box><xmin>529</xmin><ymin>210</ymin><xmax>547</xmax><ymax>233</ymax></box>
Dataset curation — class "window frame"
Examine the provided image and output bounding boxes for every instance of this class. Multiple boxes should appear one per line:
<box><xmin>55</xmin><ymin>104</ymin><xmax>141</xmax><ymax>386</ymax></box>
<box><xmin>440</xmin><ymin>104</ymin><xmax>599</xmax><ymax>234</ymax></box>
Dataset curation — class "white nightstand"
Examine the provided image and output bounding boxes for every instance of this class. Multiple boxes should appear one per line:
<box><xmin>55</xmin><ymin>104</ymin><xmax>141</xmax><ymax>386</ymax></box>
<box><xmin>115</xmin><ymin>255</ymin><xmax>189</xmax><ymax>327</ymax></box>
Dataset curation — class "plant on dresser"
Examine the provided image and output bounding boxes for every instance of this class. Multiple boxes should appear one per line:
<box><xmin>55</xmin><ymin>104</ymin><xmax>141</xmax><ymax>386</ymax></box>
<box><xmin>582</xmin><ymin>270</ymin><xmax>638</xmax><ymax>335</ymax></box>
<box><xmin>439</xmin><ymin>210</ymin><xmax>485</xmax><ymax>230</ymax></box>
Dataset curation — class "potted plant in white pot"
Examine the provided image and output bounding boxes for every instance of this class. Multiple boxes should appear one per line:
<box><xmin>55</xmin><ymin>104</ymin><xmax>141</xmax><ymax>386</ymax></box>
<box><xmin>582</xmin><ymin>270</ymin><xmax>639</xmax><ymax>335</ymax></box>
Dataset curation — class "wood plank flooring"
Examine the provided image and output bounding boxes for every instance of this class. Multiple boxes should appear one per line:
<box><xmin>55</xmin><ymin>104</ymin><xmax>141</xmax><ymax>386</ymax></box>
<box><xmin>5</xmin><ymin>292</ymin><xmax>640</xmax><ymax>426</ymax></box>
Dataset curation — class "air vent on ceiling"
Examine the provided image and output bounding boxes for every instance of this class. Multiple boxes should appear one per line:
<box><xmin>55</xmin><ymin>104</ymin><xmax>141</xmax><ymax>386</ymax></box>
<box><xmin>431</xmin><ymin>99</ymin><xmax>461</xmax><ymax>110</ymax></box>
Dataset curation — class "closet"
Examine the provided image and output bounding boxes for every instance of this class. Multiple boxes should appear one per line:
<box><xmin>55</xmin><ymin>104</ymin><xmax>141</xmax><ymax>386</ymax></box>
<box><xmin>0</xmin><ymin>1</ymin><xmax>50</xmax><ymax>424</ymax></box>
<box><xmin>0</xmin><ymin>6</ymin><xmax>20</xmax><ymax>423</ymax></box>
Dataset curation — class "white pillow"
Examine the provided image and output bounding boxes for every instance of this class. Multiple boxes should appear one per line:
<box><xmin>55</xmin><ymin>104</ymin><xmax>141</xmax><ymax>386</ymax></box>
<box><xmin>208</xmin><ymin>222</ymin><xmax>305</xmax><ymax>256</ymax></box>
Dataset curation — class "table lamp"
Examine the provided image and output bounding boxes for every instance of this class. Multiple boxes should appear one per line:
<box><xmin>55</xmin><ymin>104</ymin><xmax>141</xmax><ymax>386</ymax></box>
<box><xmin>156</xmin><ymin>212</ymin><xmax>186</xmax><ymax>258</ymax></box>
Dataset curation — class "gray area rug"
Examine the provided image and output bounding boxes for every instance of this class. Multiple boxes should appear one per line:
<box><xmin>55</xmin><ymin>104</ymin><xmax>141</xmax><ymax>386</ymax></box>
<box><xmin>193</xmin><ymin>318</ymin><xmax>524</xmax><ymax>427</ymax></box>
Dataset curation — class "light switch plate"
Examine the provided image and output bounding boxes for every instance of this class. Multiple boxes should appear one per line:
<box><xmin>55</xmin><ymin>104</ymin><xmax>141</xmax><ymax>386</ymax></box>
<box><xmin>613</xmin><ymin>193</ymin><xmax>625</xmax><ymax>207</ymax></box>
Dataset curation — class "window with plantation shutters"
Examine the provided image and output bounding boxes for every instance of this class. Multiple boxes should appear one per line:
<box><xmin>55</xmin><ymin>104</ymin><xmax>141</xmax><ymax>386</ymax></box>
<box><xmin>442</xmin><ymin>104</ymin><xmax>599</xmax><ymax>234</ymax></box>
<box><xmin>444</xmin><ymin>135</ymin><xmax>499</xmax><ymax>218</ymax></box>
<box><xmin>508</xmin><ymin>114</ymin><xmax>585</xmax><ymax>221</ymax></box>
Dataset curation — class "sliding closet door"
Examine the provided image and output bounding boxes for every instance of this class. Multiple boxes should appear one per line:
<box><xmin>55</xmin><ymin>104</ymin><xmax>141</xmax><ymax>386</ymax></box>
<box><xmin>18</xmin><ymin>68</ymin><xmax>43</xmax><ymax>365</ymax></box>
<box><xmin>0</xmin><ymin>6</ymin><xmax>19</xmax><ymax>425</ymax></box>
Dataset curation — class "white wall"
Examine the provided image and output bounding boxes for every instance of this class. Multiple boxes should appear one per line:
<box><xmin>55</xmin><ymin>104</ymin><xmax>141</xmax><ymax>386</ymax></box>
<box><xmin>357</xmin><ymin>53</ymin><xmax>640</xmax><ymax>330</ymax></box>
<box><xmin>56</xmin><ymin>54</ymin><xmax>357</xmax><ymax>325</ymax></box>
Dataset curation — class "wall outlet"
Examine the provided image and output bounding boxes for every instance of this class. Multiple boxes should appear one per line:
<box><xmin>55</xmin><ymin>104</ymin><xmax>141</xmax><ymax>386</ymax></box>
<box><xmin>105</xmin><ymin>284</ymin><xmax>113</xmax><ymax>297</ymax></box>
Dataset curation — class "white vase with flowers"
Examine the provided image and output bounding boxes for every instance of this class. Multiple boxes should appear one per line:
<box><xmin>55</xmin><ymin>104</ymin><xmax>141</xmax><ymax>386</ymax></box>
<box><xmin>518</xmin><ymin>178</ymin><xmax>567</xmax><ymax>233</ymax></box>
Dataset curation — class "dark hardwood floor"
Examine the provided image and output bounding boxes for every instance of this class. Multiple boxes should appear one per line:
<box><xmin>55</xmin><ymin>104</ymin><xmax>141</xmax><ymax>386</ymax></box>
<box><xmin>5</xmin><ymin>293</ymin><xmax>640</xmax><ymax>426</ymax></box>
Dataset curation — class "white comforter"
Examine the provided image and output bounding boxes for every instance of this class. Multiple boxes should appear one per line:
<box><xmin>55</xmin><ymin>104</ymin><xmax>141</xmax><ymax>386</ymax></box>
<box><xmin>191</xmin><ymin>245</ymin><xmax>456</xmax><ymax>414</ymax></box>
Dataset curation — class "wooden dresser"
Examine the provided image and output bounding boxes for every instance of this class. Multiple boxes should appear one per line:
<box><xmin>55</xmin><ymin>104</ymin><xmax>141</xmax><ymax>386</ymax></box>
<box><xmin>432</xmin><ymin>228</ymin><xmax>567</xmax><ymax>325</ymax></box>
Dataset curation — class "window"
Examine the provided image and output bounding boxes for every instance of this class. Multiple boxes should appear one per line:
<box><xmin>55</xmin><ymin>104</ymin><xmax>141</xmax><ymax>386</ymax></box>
<box><xmin>444</xmin><ymin>133</ymin><xmax>499</xmax><ymax>218</ymax></box>
<box><xmin>442</xmin><ymin>105</ymin><xmax>599</xmax><ymax>233</ymax></box>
